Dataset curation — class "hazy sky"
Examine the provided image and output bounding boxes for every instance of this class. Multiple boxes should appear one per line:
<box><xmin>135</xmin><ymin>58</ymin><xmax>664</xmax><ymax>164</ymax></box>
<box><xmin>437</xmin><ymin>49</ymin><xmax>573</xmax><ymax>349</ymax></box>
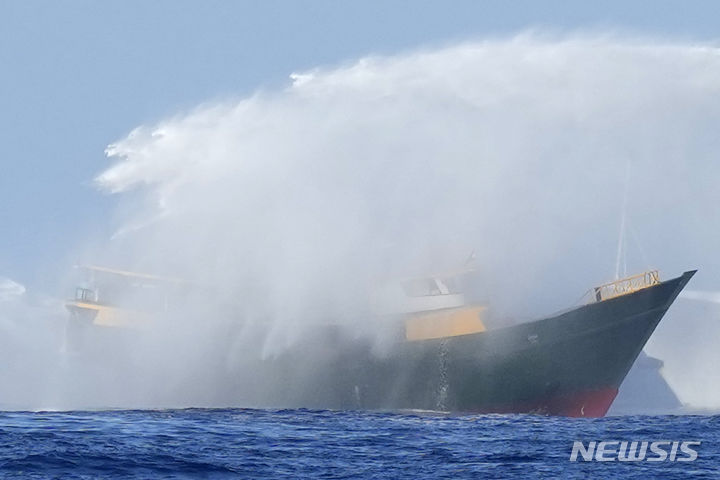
<box><xmin>1</xmin><ymin>0</ymin><xmax>718</xmax><ymax>293</ymax></box>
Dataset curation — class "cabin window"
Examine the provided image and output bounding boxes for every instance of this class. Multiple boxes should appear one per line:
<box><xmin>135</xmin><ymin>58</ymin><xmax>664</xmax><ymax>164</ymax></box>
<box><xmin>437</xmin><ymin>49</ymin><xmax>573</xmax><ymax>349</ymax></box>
<box><xmin>439</xmin><ymin>277</ymin><xmax>459</xmax><ymax>294</ymax></box>
<box><xmin>75</xmin><ymin>287</ymin><xmax>96</xmax><ymax>302</ymax></box>
<box><xmin>402</xmin><ymin>279</ymin><xmax>434</xmax><ymax>297</ymax></box>
<box><xmin>401</xmin><ymin>276</ymin><xmax>462</xmax><ymax>297</ymax></box>
<box><xmin>401</xmin><ymin>277</ymin><xmax>461</xmax><ymax>297</ymax></box>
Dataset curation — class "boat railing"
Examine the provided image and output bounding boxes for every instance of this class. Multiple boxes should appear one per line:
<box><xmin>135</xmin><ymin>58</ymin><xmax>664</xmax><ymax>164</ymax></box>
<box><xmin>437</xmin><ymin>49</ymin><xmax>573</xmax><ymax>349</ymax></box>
<box><xmin>582</xmin><ymin>270</ymin><xmax>660</xmax><ymax>304</ymax></box>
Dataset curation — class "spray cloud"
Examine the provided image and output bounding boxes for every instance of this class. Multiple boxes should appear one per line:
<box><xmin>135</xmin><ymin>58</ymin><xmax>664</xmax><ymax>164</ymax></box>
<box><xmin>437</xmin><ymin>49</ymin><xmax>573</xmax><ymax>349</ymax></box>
<box><xmin>4</xmin><ymin>33</ymin><xmax>720</xmax><ymax>410</ymax></box>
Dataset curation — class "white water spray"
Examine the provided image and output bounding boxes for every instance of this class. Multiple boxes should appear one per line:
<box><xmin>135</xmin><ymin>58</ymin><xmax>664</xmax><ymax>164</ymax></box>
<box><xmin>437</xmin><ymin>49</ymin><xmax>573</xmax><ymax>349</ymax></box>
<box><xmin>3</xmin><ymin>33</ymin><xmax>720</xmax><ymax>410</ymax></box>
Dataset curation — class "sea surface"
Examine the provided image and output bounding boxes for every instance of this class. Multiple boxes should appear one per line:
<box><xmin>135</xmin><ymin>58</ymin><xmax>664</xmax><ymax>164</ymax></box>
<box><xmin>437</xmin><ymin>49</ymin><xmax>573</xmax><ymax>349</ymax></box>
<box><xmin>0</xmin><ymin>409</ymin><xmax>717</xmax><ymax>479</ymax></box>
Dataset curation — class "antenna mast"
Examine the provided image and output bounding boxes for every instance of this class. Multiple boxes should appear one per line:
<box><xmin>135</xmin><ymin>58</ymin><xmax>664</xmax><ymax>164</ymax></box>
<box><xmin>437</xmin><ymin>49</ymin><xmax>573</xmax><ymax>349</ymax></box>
<box><xmin>614</xmin><ymin>162</ymin><xmax>631</xmax><ymax>280</ymax></box>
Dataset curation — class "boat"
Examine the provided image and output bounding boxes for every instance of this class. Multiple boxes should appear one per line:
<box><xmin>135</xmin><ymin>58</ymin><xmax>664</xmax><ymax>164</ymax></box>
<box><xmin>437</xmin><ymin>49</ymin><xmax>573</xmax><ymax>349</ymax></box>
<box><xmin>65</xmin><ymin>265</ymin><xmax>695</xmax><ymax>417</ymax></box>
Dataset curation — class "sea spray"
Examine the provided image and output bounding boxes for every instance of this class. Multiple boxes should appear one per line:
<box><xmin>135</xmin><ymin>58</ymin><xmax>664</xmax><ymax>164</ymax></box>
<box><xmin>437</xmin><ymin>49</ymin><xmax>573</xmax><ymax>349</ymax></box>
<box><xmin>4</xmin><ymin>34</ymin><xmax>720</xmax><ymax>410</ymax></box>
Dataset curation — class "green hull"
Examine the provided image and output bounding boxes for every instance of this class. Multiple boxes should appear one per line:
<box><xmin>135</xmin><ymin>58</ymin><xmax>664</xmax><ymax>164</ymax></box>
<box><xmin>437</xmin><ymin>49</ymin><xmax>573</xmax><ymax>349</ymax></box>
<box><xmin>266</xmin><ymin>271</ymin><xmax>694</xmax><ymax>417</ymax></box>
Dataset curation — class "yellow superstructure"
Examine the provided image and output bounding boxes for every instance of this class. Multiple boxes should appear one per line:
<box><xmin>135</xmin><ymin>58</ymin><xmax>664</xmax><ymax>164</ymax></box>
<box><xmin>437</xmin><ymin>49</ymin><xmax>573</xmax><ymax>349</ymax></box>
<box><xmin>65</xmin><ymin>265</ymin><xmax>177</xmax><ymax>329</ymax></box>
<box><xmin>66</xmin><ymin>301</ymin><xmax>152</xmax><ymax>328</ymax></box>
<box><xmin>67</xmin><ymin>264</ymin><xmax>489</xmax><ymax>341</ymax></box>
<box><xmin>405</xmin><ymin>306</ymin><xmax>487</xmax><ymax>341</ymax></box>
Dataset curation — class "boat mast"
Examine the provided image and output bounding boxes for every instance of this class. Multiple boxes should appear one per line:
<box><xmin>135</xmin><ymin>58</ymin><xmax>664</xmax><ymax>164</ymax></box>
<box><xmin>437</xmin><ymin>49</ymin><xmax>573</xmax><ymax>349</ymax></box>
<box><xmin>614</xmin><ymin>161</ymin><xmax>631</xmax><ymax>280</ymax></box>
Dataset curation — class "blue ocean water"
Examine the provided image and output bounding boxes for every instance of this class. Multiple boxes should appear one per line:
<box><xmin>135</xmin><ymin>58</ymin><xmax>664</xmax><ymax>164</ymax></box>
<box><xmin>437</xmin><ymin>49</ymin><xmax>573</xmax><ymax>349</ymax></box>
<box><xmin>0</xmin><ymin>409</ymin><xmax>717</xmax><ymax>479</ymax></box>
